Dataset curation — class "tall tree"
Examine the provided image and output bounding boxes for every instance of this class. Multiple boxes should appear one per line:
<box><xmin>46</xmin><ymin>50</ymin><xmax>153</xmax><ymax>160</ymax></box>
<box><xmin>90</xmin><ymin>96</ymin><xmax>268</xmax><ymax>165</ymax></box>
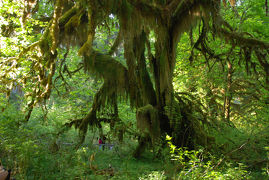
<box><xmin>1</xmin><ymin>0</ymin><xmax>268</xmax><ymax>156</ymax></box>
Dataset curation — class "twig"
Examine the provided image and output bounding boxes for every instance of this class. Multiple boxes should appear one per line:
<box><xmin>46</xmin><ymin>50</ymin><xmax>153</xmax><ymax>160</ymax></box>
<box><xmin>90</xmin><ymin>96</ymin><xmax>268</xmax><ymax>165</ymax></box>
<box><xmin>213</xmin><ymin>138</ymin><xmax>250</xmax><ymax>169</ymax></box>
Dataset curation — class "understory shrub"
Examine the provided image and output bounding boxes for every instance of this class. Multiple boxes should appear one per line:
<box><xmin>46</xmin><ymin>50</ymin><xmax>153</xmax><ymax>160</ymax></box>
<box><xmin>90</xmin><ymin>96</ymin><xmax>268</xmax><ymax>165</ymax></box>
<box><xmin>166</xmin><ymin>135</ymin><xmax>250</xmax><ymax>179</ymax></box>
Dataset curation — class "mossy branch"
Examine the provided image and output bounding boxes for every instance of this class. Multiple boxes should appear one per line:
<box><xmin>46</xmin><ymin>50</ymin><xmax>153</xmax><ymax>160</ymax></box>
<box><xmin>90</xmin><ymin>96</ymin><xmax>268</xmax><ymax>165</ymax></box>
<box><xmin>218</xmin><ymin>28</ymin><xmax>269</xmax><ymax>49</ymax></box>
<box><xmin>108</xmin><ymin>27</ymin><xmax>123</xmax><ymax>55</ymax></box>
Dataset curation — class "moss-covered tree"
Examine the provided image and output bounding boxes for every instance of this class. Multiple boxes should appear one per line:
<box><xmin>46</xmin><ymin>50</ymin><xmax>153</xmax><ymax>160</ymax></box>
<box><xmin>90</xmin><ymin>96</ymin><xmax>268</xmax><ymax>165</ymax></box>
<box><xmin>1</xmin><ymin>0</ymin><xmax>268</xmax><ymax>157</ymax></box>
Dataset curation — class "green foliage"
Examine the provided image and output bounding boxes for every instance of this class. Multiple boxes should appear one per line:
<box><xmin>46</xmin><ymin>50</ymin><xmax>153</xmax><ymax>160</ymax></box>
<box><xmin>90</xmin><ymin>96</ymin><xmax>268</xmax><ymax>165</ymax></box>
<box><xmin>139</xmin><ymin>171</ymin><xmax>166</xmax><ymax>180</ymax></box>
<box><xmin>166</xmin><ymin>135</ymin><xmax>250</xmax><ymax>179</ymax></box>
<box><xmin>0</xmin><ymin>0</ymin><xmax>269</xmax><ymax>179</ymax></box>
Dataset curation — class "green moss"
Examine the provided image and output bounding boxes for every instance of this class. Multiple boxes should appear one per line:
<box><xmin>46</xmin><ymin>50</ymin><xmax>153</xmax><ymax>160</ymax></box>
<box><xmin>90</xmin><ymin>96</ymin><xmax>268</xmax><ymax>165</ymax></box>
<box><xmin>59</xmin><ymin>6</ymin><xmax>79</xmax><ymax>26</ymax></box>
<box><xmin>121</xmin><ymin>0</ymin><xmax>133</xmax><ymax>20</ymax></box>
<box><xmin>64</xmin><ymin>14</ymin><xmax>80</xmax><ymax>34</ymax></box>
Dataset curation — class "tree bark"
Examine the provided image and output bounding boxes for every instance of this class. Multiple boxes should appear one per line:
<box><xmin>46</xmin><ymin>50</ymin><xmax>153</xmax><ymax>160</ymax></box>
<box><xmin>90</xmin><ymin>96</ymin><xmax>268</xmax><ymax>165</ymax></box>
<box><xmin>224</xmin><ymin>60</ymin><xmax>233</xmax><ymax>124</ymax></box>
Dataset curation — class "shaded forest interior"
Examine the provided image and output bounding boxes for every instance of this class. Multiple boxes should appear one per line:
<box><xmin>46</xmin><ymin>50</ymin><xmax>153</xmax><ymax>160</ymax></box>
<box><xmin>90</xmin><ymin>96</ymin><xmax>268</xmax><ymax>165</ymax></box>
<box><xmin>0</xmin><ymin>0</ymin><xmax>269</xmax><ymax>179</ymax></box>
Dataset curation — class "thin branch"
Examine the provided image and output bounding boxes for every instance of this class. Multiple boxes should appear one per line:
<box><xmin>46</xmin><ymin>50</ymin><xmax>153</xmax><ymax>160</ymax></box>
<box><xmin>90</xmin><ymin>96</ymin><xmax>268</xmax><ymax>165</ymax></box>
<box><xmin>108</xmin><ymin>27</ymin><xmax>123</xmax><ymax>55</ymax></box>
<box><xmin>212</xmin><ymin>139</ymin><xmax>250</xmax><ymax>170</ymax></box>
<box><xmin>54</xmin><ymin>49</ymin><xmax>70</xmax><ymax>90</ymax></box>
<box><xmin>218</xmin><ymin>28</ymin><xmax>269</xmax><ymax>49</ymax></box>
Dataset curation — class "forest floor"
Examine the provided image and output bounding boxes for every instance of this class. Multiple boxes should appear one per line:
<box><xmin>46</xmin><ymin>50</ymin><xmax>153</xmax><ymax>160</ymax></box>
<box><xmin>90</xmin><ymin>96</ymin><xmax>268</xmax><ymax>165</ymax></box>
<box><xmin>0</xmin><ymin>106</ymin><xmax>268</xmax><ymax>179</ymax></box>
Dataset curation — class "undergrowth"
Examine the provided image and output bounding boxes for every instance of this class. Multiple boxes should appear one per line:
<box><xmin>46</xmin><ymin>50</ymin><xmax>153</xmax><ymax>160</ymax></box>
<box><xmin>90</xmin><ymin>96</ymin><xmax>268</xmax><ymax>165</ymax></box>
<box><xmin>0</xmin><ymin>104</ymin><xmax>268</xmax><ymax>179</ymax></box>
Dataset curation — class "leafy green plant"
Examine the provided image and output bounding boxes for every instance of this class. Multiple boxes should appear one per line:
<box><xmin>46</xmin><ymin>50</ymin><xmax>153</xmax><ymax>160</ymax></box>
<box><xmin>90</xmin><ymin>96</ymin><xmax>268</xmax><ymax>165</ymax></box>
<box><xmin>139</xmin><ymin>171</ymin><xmax>166</xmax><ymax>180</ymax></box>
<box><xmin>166</xmin><ymin>135</ymin><xmax>249</xmax><ymax>179</ymax></box>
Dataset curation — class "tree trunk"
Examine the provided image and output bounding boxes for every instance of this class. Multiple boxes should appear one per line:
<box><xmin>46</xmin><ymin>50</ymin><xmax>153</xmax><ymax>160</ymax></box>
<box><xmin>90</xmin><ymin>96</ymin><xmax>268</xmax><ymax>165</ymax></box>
<box><xmin>154</xmin><ymin>27</ymin><xmax>176</xmax><ymax>135</ymax></box>
<box><xmin>224</xmin><ymin>60</ymin><xmax>233</xmax><ymax>124</ymax></box>
<box><xmin>133</xmin><ymin>136</ymin><xmax>151</xmax><ymax>158</ymax></box>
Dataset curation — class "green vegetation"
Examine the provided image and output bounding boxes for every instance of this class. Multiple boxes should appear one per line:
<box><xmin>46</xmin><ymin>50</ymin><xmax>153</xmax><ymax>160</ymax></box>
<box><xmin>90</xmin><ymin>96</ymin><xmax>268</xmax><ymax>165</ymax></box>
<box><xmin>0</xmin><ymin>0</ymin><xmax>268</xmax><ymax>179</ymax></box>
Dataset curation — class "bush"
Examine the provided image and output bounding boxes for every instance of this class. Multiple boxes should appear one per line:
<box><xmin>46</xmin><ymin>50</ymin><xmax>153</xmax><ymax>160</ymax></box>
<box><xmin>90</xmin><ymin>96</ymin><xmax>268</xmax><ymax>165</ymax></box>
<box><xmin>166</xmin><ymin>135</ymin><xmax>249</xmax><ymax>179</ymax></box>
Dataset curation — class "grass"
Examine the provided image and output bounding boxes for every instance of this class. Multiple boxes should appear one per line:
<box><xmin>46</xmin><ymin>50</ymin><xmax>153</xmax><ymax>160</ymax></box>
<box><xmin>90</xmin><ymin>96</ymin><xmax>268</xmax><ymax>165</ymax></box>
<box><xmin>0</xmin><ymin>105</ymin><xmax>268</xmax><ymax>179</ymax></box>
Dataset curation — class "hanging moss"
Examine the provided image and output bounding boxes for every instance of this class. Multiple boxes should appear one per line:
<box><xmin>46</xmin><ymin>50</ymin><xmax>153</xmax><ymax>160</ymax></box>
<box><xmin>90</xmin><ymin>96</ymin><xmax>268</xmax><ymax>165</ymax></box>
<box><xmin>137</xmin><ymin>104</ymin><xmax>160</xmax><ymax>144</ymax></box>
<box><xmin>11</xmin><ymin>0</ymin><xmax>268</xmax><ymax>152</ymax></box>
<box><xmin>78</xmin><ymin>8</ymin><xmax>96</xmax><ymax>56</ymax></box>
<box><xmin>121</xmin><ymin>0</ymin><xmax>133</xmax><ymax>20</ymax></box>
<box><xmin>59</xmin><ymin>6</ymin><xmax>78</xmax><ymax>26</ymax></box>
<box><xmin>64</xmin><ymin>13</ymin><xmax>81</xmax><ymax>34</ymax></box>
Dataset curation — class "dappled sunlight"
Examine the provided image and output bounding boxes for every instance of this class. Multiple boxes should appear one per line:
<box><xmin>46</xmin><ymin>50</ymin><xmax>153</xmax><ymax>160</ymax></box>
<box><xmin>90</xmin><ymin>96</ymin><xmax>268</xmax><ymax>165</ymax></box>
<box><xmin>0</xmin><ymin>0</ymin><xmax>268</xmax><ymax>179</ymax></box>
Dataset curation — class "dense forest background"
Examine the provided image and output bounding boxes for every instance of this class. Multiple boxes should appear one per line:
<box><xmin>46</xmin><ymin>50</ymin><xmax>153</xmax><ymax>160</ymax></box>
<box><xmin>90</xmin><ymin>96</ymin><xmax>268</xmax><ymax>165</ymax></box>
<box><xmin>0</xmin><ymin>0</ymin><xmax>268</xmax><ymax>179</ymax></box>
